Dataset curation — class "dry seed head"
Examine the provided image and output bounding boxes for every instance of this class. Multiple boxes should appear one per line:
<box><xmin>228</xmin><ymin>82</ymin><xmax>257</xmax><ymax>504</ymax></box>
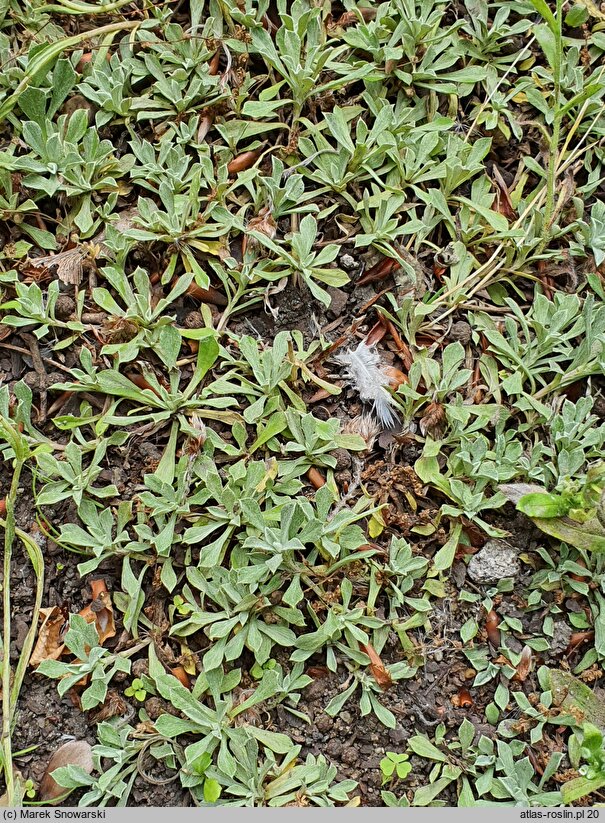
<box><xmin>343</xmin><ymin>414</ymin><xmax>380</xmax><ymax>451</ymax></box>
<box><xmin>185</xmin><ymin>414</ymin><xmax>207</xmax><ymax>455</ymax></box>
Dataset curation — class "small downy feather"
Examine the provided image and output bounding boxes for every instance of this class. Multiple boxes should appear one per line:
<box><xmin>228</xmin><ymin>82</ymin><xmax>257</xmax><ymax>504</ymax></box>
<box><xmin>334</xmin><ymin>341</ymin><xmax>400</xmax><ymax>428</ymax></box>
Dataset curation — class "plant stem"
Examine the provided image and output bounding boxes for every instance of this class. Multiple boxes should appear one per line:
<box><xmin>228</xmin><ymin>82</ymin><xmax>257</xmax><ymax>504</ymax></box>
<box><xmin>542</xmin><ymin>0</ymin><xmax>563</xmax><ymax>242</ymax></box>
<box><xmin>7</xmin><ymin>525</ymin><xmax>44</xmax><ymax>713</ymax></box>
<box><xmin>1</xmin><ymin>453</ymin><xmax>24</xmax><ymax>806</ymax></box>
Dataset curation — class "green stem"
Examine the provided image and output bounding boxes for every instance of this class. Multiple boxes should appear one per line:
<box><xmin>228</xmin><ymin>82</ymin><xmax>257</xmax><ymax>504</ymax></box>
<box><xmin>39</xmin><ymin>0</ymin><xmax>136</xmax><ymax>14</ymax></box>
<box><xmin>1</xmin><ymin>455</ymin><xmax>24</xmax><ymax>806</ymax></box>
<box><xmin>544</xmin><ymin>117</ymin><xmax>560</xmax><ymax>230</ymax></box>
<box><xmin>7</xmin><ymin>525</ymin><xmax>44</xmax><ymax>714</ymax></box>
<box><xmin>542</xmin><ymin>0</ymin><xmax>563</xmax><ymax>242</ymax></box>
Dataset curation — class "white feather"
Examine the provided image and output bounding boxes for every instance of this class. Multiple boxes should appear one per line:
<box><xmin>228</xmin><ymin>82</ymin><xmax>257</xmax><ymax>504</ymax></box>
<box><xmin>334</xmin><ymin>341</ymin><xmax>400</xmax><ymax>428</ymax></box>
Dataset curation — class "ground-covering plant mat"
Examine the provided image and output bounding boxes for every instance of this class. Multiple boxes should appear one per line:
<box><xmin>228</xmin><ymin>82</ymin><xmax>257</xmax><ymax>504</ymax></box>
<box><xmin>1</xmin><ymin>0</ymin><xmax>605</xmax><ymax>808</ymax></box>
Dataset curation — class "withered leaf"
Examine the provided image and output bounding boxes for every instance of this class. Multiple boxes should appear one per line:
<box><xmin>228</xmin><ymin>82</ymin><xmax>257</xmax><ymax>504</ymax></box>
<box><xmin>29</xmin><ymin>605</ymin><xmax>68</xmax><ymax>668</ymax></box>
<box><xmin>89</xmin><ymin>688</ymin><xmax>129</xmax><ymax>723</ymax></box>
<box><xmin>419</xmin><ymin>401</ymin><xmax>446</xmax><ymax>437</ymax></box>
<box><xmin>28</xmin><ymin>247</ymin><xmax>89</xmax><ymax>286</ymax></box>
<box><xmin>39</xmin><ymin>740</ymin><xmax>93</xmax><ymax>803</ymax></box>
<box><xmin>170</xmin><ymin>666</ymin><xmax>191</xmax><ymax>689</ymax></box>
<box><xmin>485</xmin><ymin>609</ymin><xmax>501</xmax><ymax>647</ymax></box>
<box><xmin>360</xmin><ymin>642</ymin><xmax>393</xmax><ymax>691</ymax></box>
<box><xmin>382</xmin><ymin>365</ymin><xmax>407</xmax><ymax>389</ymax></box>
<box><xmin>227</xmin><ymin>148</ymin><xmax>263</xmax><ymax>175</ymax></box>
<box><xmin>515</xmin><ymin>645</ymin><xmax>532</xmax><ymax>682</ymax></box>
<box><xmin>78</xmin><ymin>579</ymin><xmax>116</xmax><ymax>644</ymax></box>
<box><xmin>491</xmin><ymin>166</ymin><xmax>516</xmax><ymax>221</ymax></box>
<box><xmin>451</xmin><ymin>686</ymin><xmax>473</xmax><ymax>708</ymax></box>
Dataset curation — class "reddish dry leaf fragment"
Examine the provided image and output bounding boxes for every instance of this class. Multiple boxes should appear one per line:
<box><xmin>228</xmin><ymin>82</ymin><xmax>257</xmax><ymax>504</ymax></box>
<box><xmin>39</xmin><ymin>740</ymin><xmax>93</xmax><ymax>803</ymax></box>
<box><xmin>433</xmin><ymin>263</ymin><xmax>447</xmax><ymax>281</ymax></box>
<box><xmin>90</xmin><ymin>579</ymin><xmax>107</xmax><ymax>600</ymax></box>
<box><xmin>382</xmin><ymin>365</ymin><xmax>408</xmax><ymax>389</ymax></box>
<box><xmin>384</xmin><ymin>319</ymin><xmax>413</xmax><ymax>370</ymax></box>
<box><xmin>307</xmin><ymin>388</ymin><xmax>332</xmax><ymax>404</ymax></box>
<box><xmin>567</xmin><ymin>630</ymin><xmax>594</xmax><ymax>654</ymax></box>
<box><xmin>208</xmin><ymin>50</ymin><xmax>221</xmax><ymax>76</ymax></box>
<box><xmin>127</xmin><ymin>372</ymin><xmax>162</xmax><ymax>397</ymax></box>
<box><xmin>451</xmin><ymin>686</ymin><xmax>473</xmax><ymax>708</ymax></box>
<box><xmin>78</xmin><ymin>580</ymin><xmax>116</xmax><ymax>645</ymax></box>
<box><xmin>0</xmin><ymin>498</ymin><xmax>5</xmax><ymax>516</ymax></box>
<box><xmin>485</xmin><ymin>610</ymin><xmax>501</xmax><ymax>647</ymax></box>
<box><xmin>527</xmin><ymin>747</ymin><xmax>544</xmax><ymax>777</ymax></box>
<box><xmin>460</xmin><ymin>518</ymin><xmax>487</xmax><ymax>550</ymax></box>
<box><xmin>307</xmin><ymin>467</ymin><xmax>325</xmax><ymax>489</ymax></box>
<box><xmin>76</xmin><ymin>53</ymin><xmax>94</xmax><ymax>72</ymax></box>
<box><xmin>365</xmin><ymin>321</ymin><xmax>386</xmax><ymax>346</ymax></box>
<box><xmin>356</xmin><ymin>257</ymin><xmax>399</xmax><ymax>286</ymax></box>
<box><xmin>306</xmin><ymin>666</ymin><xmax>330</xmax><ymax>678</ymax></box>
<box><xmin>357</xmin><ymin>288</ymin><xmax>390</xmax><ymax>315</ymax></box>
<box><xmin>515</xmin><ymin>645</ymin><xmax>532</xmax><ymax>682</ymax></box>
<box><xmin>197</xmin><ymin>111</ymin><xmax>215</xmax><ymax>142</ymax></box>
<box><xmin>227</xmin><ymin>149</ymin><xmax>263</xmax><ymax>175</ymax></box>
<box><xmin>537</xmin><ymin>260</ymin><xmax>555</xmax><ymax>300</ymax></box>
<box><xmin>29</xmin><ymin>605</ymin><xmax>68</xmax><ymax>668</ymax></box>
<box><xmin>360</xmin><ymin>642</ymin><xmax>393</xmax><ymax>691</ymax></box>
<box><xmin>76</xmin><ymin>51</ymin><xmax>112</xmax><ymax>73</ymax></box>
<box><xmin>170</xmin><ymin>666</ymin><xmax>191</xmax><ymax>690</ymax></box>
<box><xmin>181</xmin><ymin>280</ymin><xmax>228</xmax><ymax>307</ymax></box>
<box><xmin>419</xmin><ymin>401</ymin><xmax>446</xmax><ymax>437</ymax></box>
<box><xmin>491</xmin><ymin>166</ymin><xmax>516</xmax><ymax>221</ymax></box>
<box><xmin>568</xmin><ymin>558</ymin><xmax>590</xmax><ymax>583</ymax></box>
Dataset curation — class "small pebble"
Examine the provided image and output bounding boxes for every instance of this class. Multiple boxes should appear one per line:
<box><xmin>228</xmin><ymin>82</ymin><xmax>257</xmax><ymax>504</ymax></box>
<box><xmin>449</xmin><ymin>320</ymin><xmax>472</xmax><ymax>344</ymax></box>
<box><xmin>467</xmin><ymin>539</ymin><xmax>520</xmax><ymax>584</ymax></box>
<box><xmin>340</xmin><ymin>253</ymin><xmax>357</xmax><ymax>270</ymax></box>
<box><xmin>315</xmin><ymin>714</ymin><xmax>333</xmax><ymax>733</ymax></box>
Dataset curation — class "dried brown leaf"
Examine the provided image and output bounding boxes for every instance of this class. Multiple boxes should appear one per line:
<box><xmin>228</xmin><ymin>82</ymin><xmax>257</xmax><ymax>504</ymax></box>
<box><xmin>246</xmin><ymin>206</ymin><xmax>277</xmax><ymax>240</ymax></box>
<box><xmin>515</xmin><ymin>645</ymin><xmax>532</xmax><ymax>682</ymax></box>
<box><xmin>567</xmin><ymin>631</ymin><xmax>594</xmax><ymax>654</ymax></box>
<box><xmin>181</xmin><ymin>280</ymin><xmax>228</xmax><ymax>306</ymax></box>
<box><xmin>197</xmin><ymin>111</ymin><xmax>214</xmax><ymax>142</ymax></box>
<box><xmin>306</xmin><ymin>666</ymin><xmax>330</xmax><ymax>679</ymax></box>
<box><xmin>382</xmin><ymin>365</ymin><xmax>408</xmax><ymax>389</ymax></box>
<box><xmin>89</xmin><ymin>689</ymin><xmax>129</xmax><ymax>722</ymax></box>
<box><xmin>491</xmin><ymin>166</ymin><xmax>516</xmax><ymax>221</ymax></box>
<box><xmin>208</xmin><ymin>50</ymin><xmax>221</xmax><ymax>75</ymax></box>
<box><xmin>227</xmin><ymin>149</ymin><xmax>263</xmax><ymax>175</ymax></box>
<box><xmin>451</xmin><ymin>686</ymin><xmax>473</xmax><ymax>707</ymax></box>
<box><xmin>39</xmin><ymin>740</ymin><xmax>93</xmax><ymax>803</ymax></box>
<box><xmin>28</xmin><ymin>247</ymin><xmax>88</xmax><ymax>286</ymax></box>
<box><xmin>335</xmin><ymin>9</ymin><xmax>376</xmax><ymax>27</ymax></box>
<box><xmin>78</xmin><ymin>579</ymin><xmax>115</xmax><ymax>645</ymax></box>
<box><xmin>307</xmin><ymin>467</ymin><xmax>325</xmax><ymax>489</ymax></box>
<box><xmin>170</xmin><ymin>666</ymin><xmax>191</xmax><ymax>689</ymax></box>
<box><xmin>29</xmin><ymin>605</ymin><xmax>68</xmax><ymax>668</ymax></box>
<box><xmin>360</xmin><ymin>642</ymin><xmax>393</xmax><ymax>690</ymax></box>
<box><xmin>365</xmin><ymin>321</ymin><xmax>386</xmax><ymax>346</ymax></box>
<box><xmin>419</xmin><ymin>401</ymin><xmax>446</xmax><ymax>437</ymax></box>
<box><xmin>485</xmin><ymin>610</ymin><xmax>501</xmax><ymax>647</ymax></box>
<box><xmin>356</xmin><ymin>257</ymin><xmax>399</xmax><ymax>286</ymax></box>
